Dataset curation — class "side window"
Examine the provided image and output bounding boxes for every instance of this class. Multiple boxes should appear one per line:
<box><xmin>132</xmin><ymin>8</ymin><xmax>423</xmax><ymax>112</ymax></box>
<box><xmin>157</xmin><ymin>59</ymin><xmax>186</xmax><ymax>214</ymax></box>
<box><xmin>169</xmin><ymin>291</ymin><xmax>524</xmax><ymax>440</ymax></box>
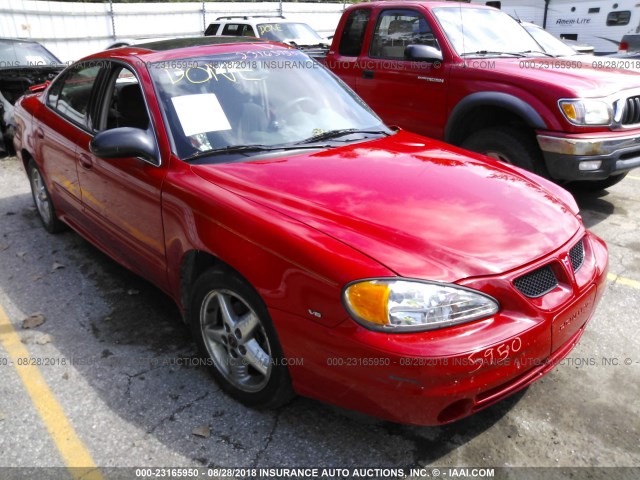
<box><xmin>48</xmin><ymin>64</ymin><xmax>101</xmax><ymax>128</ymax></box>
<box><xmin>222</xmin><ymin>23</ymin><xmax>249</xmax><ymax>36</ymax></box>
<box><xmin>607</xmin><ymin>11</ymin><xmax>631</xmax><ymax>26</ymax></box>
<box><xmin>339</xmin><ymin>9</ymin><xmax>371</xmax><ymax>56</ymax></box>
<box><xmin>100</xmin><ymin>66</ymin><xmax>149</xmax><ymax>132</ymax></box>
<box><xmin>243</xmin><ymin>25</ymin><xmax>257</xmax><ymax>37</ymax></box>
<box><xmin>204</xmin><ymin>23</ymin><xmax>220</xmax><ymax>36</ymax></box>
<box><xmin>370</xmin><ymin>10</ymin><xmax>439</xmax><ymax>59</ymax></box>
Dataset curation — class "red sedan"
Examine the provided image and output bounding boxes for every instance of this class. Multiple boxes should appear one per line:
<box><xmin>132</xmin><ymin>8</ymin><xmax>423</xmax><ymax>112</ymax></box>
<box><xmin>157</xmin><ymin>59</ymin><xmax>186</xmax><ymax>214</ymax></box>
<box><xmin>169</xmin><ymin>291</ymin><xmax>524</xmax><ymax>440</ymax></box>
<box><xmin>12</xmin><ymin>38</ymin><xmax>608</xmax><ymax>425</ymax></box>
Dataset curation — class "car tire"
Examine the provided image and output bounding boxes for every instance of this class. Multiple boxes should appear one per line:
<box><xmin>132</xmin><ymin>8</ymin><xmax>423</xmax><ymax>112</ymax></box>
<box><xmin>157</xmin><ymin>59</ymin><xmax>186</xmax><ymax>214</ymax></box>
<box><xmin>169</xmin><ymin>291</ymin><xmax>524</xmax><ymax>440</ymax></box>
<box><xmin>189</xmin><ymin>268</ymin><xmax>294</xmax><ymax>409</ymax></box>
<box><xmin>567</xmin><ymin>173</ymin><xmax>628</xmax><ymax>192</ymax></box>
<box><xmin>461</xmin><ymin>126</ymin><xmax>550</xmax><ymax>178</ymax></box>
<box><xmin>27</xmin><ymin>159</ymin><xmax>66</xmax><ymax>233</ymax></box>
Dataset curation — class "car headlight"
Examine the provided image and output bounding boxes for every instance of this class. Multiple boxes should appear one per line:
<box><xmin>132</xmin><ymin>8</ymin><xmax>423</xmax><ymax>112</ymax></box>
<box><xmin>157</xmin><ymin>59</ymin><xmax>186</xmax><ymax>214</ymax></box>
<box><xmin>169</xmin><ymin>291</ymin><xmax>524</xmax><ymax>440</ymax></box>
<box><xmin>559</xmin><ymin>99</ymin><xmax>612</xmax><ymax>126</ymax></box>
<box><xmin>343</xmin><ymin>279</ymin><xmax>499</xmax><ymax>332</ymax></box>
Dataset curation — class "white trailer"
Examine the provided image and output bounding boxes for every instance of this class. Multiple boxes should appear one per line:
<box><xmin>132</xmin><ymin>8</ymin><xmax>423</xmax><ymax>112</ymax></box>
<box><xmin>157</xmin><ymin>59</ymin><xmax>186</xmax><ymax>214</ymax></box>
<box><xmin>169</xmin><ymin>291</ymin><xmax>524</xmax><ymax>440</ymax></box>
<box><xmin>469</xmin><ymin>0</ymin><xmax>640</xmax><ymax>54</ymax></box>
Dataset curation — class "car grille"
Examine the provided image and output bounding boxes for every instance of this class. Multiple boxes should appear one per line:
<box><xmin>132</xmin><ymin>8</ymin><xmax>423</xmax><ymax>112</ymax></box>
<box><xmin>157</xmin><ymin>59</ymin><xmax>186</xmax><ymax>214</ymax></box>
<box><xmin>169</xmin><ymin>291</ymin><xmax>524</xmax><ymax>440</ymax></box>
<box><xmin>621</xmin><ymin>96</ymin><xmax>640</xmax><ymax>125</ymax></box>
<box><xmin>569</xmin><ymin>238</ymin><xmax>585</xmax><ymax>272</ymax></box>
<box><xmin>514</xmin><ymin>265</ymin><xmax>558</xmax><ymax>298</ymax></box>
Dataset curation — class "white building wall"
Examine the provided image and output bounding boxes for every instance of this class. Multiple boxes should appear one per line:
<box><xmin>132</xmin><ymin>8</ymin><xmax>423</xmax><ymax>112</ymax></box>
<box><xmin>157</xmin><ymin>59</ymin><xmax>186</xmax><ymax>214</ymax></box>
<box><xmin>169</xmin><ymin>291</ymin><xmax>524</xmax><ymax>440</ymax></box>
<box><xmin>0</xmin><ymin>0</ymin><xmax>346</xmax><ymax>62</ymax></box>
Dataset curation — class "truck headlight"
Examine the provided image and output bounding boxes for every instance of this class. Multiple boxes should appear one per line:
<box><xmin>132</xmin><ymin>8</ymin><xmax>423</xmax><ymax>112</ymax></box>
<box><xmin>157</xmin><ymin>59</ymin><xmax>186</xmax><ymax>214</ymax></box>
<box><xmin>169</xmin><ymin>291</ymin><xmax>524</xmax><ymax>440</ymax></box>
<box><xmin>343</xmin><ymin>279</ymin><xmax>499</xmax><ymax>332</ymax></box>
<box><xmin>559</xmin><ymin>99</ymin><xmax>612</xmax><ymax>126</ymax></box>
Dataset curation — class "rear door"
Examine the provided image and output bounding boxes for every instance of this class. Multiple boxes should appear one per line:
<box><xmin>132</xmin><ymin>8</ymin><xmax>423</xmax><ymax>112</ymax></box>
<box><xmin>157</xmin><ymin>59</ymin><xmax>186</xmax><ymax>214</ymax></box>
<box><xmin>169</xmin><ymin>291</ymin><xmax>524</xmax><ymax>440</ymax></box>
<box><xmin>35</xmin><ymin>63</ymin><xmax>102</xmax><ymax>224</ymax></box>
<box><xmin>330</xmin><ymin>8</ymin><xmax>371</xmax><ymax>90</ymax></box>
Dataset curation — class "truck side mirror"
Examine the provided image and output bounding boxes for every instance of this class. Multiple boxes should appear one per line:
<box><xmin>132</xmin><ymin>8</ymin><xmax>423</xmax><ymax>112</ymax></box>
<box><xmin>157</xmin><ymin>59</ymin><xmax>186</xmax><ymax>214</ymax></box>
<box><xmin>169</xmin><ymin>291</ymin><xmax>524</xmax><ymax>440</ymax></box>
<box><xmin>405</xmin><ymin>45</ymin><xmax>443</xmax><ymax>62</ymax></box>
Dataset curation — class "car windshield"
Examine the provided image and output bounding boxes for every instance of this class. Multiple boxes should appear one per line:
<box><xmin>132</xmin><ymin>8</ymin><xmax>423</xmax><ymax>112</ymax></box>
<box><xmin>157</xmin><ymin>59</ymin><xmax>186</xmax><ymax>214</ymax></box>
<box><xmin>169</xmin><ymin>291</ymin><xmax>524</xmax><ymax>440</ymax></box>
<box><xmin>148</xmin><ymin>48</ymin><xmax>387</xmax><ymax>160</ymax></box>
<box><xmin>432</xmin><ymin>7</ymin><xmax>541</xmax><ymax>57</ymax></box>
<box><xmin>257</xmin><ymin>23</ymin><xmax>324</xmax><ymax>45</ymax></box>
<box><xmin>0</xmin><ymin>40</ymin><xmax>61</xmax><ymax>67</ymax></box>
<box><xmin>523</xmin><ymin>24</ymin><xmax>577</xmax><ymax>57</ymax></box>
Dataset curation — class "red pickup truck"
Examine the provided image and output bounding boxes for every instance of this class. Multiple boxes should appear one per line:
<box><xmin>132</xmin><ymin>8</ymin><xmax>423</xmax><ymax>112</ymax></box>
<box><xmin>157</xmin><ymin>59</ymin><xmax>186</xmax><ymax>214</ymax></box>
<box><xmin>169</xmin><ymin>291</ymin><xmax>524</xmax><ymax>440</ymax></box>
<box><xmin>323</xmin><ymin>1</ymin><xmax>640</xmax><ymax>190</ymax></box>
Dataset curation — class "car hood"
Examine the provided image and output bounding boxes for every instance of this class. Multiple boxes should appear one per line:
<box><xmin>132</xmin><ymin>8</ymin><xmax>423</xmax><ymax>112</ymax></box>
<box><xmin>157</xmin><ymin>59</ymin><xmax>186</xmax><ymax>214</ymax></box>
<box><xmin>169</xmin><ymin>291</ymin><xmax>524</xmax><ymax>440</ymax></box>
<box><xmin>471</xmin><ymin>57</ymin><xmax>640</xmax><ymax>98</ymax></box>
<box><xmin>191</xmin><ymin>132</ymin><xmax>581</xmax><ymax>282</ymax></box>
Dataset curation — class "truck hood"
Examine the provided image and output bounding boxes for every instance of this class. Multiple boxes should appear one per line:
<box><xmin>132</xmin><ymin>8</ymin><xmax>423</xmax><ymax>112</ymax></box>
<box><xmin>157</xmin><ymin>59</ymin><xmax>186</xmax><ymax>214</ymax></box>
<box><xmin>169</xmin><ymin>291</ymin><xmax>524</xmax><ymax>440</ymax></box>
<box><xmin>191</xmin><ymin>131</ymin><xmax>581</xmax><ymax>282</ymax></box>
<box><xmin>472</xmin><ymin>56</ymin><xmax>640</xmax><ymax>98</ymax></box>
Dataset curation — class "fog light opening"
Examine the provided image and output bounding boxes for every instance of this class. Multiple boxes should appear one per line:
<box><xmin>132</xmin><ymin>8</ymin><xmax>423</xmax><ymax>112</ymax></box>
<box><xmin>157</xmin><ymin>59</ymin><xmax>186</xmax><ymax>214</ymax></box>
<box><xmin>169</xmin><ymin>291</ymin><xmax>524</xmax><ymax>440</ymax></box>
<box><xmin>437</xmin><ymin>399</ymin><xmax>474</xmax><ymax>424</ymax></box>
<box><xmin>578</xmin><ymin>160</ymin><xmax>602</xmax><ymax>171</ymax></box>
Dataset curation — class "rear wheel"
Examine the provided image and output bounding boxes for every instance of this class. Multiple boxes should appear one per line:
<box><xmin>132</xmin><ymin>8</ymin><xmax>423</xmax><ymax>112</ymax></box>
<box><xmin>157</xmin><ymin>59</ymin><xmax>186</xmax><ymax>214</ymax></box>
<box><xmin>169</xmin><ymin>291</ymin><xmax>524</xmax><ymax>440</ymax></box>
<box><xmin>567</xmin><ymin>173</ymin><xmax>628</xmax><ymax>192</ymax></box>
<box><xmin>461</xmin><ymin>126</ymin><xmax>549</xmax><ymax>178</ymax></box>
<box><xmin>27</xmin><ymin>159</ymin><xmax>66</xmax><ymax>233</ymax></box>
<box><xmin>189</xmin><ymin>268</ymin><xmax>294</xmax><ymax>408</ymax></box>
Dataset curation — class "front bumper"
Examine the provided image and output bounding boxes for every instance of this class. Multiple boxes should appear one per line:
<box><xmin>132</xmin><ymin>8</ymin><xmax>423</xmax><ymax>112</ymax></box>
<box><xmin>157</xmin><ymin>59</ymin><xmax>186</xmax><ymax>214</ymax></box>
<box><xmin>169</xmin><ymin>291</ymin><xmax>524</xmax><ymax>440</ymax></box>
<box><xmin>276</xmin><ymin>230</ymin><xmax>608</xmax><ymax>426</ymax></box>
<box><xmin>537</xmin><ymin>131</ymin><xmax>640</xmax><ymax>180</ymax></box>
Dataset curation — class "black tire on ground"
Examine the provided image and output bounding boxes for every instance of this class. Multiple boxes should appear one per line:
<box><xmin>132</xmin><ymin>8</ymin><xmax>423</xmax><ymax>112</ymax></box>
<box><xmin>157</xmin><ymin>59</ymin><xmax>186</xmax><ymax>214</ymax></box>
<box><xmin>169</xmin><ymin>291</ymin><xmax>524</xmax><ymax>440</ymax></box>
<box><xmin>189</xmin><ymin>268</ymin><xmax>294</xmax><ymax>409</ymax></box>
<box><xmin>27</xmin><ymin>159</ymin><xmax>66</xmax><ymax>233</ymax></box>
<box><xmin>461</xmin><ymin>126</ymin><xmax>550</xmax><ymax>178</ymax></box>
<box><xmin>567</xmin><ymin>173</ymin><xmax>628</xmax><ymax>192</ymax></box>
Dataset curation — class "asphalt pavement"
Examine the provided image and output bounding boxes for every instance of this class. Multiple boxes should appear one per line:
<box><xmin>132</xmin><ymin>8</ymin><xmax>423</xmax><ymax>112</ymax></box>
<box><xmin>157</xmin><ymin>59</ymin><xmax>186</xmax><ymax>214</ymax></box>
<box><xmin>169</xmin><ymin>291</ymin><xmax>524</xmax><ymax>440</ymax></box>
<box><xmin>0</xmin><ymin>155</ymin><xmax>638</xmax><ymax>479</ymax></box>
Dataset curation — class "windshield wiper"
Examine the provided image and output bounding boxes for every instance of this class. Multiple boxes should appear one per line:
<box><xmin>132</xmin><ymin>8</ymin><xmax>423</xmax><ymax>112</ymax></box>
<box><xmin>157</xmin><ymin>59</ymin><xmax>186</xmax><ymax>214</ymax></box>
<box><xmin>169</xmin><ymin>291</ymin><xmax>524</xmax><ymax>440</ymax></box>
<box><xmin>183</xmin><ymin>143</ymin><xmax>331</xmax><ymax>163</ymax></box>
<box><xmin>296</xmin><ymin>128</ymin><xmax>390</xmax><ymax>144</ymax></box>
<box><xmin>518</xmin><ymin>50</ymin><xmax>556</xmax><ymax>57</ymax></box>
<box><xmin>461</xmin><ymin>51</ymin><xmax>527</xmax><ymax>57</ymax></box>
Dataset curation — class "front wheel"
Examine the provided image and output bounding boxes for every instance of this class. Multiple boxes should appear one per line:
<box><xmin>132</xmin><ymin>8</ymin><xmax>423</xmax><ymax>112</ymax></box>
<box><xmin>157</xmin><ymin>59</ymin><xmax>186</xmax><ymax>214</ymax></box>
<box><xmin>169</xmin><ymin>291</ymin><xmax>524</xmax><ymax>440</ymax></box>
<box><xmin>461</xmin><ymin>126</ymin><xmax>549</xmax><ymax>178</ymax></box>
<box><xmin>189</xmin><ymin>268</ymin><xmax>294</xmax><ymax>408</ymax></box>
<box><xmin>27</xmin><ymin>159</ymin><xmax>66</xmax><ymax>233</ymax></box>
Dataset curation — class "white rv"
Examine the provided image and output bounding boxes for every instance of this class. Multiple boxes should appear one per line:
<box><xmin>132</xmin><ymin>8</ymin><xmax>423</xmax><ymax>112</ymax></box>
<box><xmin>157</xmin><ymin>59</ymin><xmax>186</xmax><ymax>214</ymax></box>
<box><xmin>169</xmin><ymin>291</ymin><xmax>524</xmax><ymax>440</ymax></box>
<box><xmin>468</xmin><ymin>0</ymin><xmax>640</xmax><ymax>54</ymax></box>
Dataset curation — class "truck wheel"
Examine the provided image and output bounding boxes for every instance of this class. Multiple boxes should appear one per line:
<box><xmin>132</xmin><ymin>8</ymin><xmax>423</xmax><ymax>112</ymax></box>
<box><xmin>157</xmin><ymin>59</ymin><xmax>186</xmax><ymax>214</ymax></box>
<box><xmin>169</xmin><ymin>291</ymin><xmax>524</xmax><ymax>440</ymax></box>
<box><xmin>461</xmin><ymin>126</ymin><xmax>549</xmax><ymax>178</ymax></box>
<box><xmin>189</xmin><ymin>268</ymin><xmax>294</xmax><ymax>409</ymax></box>
<box><xmin>27</xmin><ymin>159</ymin><xmax>66</xmax><ymax>233</ymax></box>
<box><xmin>567</xmin><ymin>173</ymin><xmax>628</xmax><ymax>192</ymax></box>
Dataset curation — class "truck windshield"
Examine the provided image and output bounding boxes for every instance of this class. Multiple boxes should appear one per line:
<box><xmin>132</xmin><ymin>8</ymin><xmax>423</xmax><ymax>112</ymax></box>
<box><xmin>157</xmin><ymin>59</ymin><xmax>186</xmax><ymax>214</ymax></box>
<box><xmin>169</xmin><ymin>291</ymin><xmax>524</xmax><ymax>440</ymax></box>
<box><xmin>257</xmin><ymin>23</ymin><xmax>325</xmax><ymax>46</ymax></box>
<box><xmin>432</xmin><ymin>7</ymin><xmax>541</xmax><ymax>57</ymax></box>
<box><xmin>149</xmin><ymin>48</ymin><xmax>386</xmax><ymax>160</ymax></box>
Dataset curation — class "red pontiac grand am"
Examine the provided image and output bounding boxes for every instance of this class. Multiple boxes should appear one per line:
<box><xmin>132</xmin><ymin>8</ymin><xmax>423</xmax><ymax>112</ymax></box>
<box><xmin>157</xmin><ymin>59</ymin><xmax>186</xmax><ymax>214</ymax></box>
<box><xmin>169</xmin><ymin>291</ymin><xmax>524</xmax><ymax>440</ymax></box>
<box><xmin>13</xmin><ymin>37</ymin><xmax>608</xmax><ymax>426</ymax></box>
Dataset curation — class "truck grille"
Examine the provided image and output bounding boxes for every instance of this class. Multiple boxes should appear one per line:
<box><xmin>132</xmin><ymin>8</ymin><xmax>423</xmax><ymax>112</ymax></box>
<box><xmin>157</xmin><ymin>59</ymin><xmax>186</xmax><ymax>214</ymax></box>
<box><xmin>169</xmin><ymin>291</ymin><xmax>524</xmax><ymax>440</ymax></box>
<box><xmin>621</xmin><ymin>96</ymin><xmax>640</xmax><ymax>125</ymax></box>
<box><xmin>514</xmin><ymin>265</ymin><xmax>558</xmax><ymax>298</ymax></box>
<box><xmin>569</xmin><ymin>238</ymin><xmax>585</xmax><ymax>272</ymax></box>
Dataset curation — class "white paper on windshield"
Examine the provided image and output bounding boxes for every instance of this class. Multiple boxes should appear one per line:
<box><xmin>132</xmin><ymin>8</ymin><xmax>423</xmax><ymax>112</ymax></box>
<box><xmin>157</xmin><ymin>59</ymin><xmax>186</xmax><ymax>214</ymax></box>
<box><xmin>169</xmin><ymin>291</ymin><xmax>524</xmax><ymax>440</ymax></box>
<box><xmin>171</xmin><ymin>94</ymin><xmax>231</xmax><ymax>137</ymax></box>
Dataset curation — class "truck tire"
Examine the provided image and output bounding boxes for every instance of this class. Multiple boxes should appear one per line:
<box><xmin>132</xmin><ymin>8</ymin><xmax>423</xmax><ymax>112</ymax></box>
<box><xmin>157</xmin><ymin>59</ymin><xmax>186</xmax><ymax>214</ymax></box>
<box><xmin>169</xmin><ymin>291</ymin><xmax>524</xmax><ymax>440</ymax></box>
<box><xmin>461</xmin><ymin>126</ymin><xmax>549</xmax><ymax>178</ymax></box>
<box><xmin>568</xmin><ymin>173</ymin><xmax>628</xmax><ymax>192</ymax></box>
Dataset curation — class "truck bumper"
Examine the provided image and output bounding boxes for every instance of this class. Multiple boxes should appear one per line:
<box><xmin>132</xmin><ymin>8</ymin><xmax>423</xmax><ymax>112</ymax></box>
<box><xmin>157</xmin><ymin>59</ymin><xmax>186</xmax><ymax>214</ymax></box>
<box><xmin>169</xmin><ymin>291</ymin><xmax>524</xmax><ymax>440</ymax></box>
<box><xmin>537</xmin><ymin>132</ymin><xmax>640</xmax><ymax>181</ymax></box>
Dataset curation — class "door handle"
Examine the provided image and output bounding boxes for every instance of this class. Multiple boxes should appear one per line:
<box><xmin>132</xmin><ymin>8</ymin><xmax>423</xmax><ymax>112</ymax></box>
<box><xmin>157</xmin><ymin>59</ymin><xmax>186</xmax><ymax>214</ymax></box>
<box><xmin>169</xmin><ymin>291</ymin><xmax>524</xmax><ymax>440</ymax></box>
<box><xmin>78</xmin><ymin>153</ymin><xmax>93</xmax><ymax>169</ymax></box>
<box><xmin>362</xmin><ymin>70</ymin><xmax>374</xmax><ymax>79</ymax></box>
<box><xmin>35</xmin><ymin>128</ymin><xmax>45</xmax><ymax>139</ymax></box>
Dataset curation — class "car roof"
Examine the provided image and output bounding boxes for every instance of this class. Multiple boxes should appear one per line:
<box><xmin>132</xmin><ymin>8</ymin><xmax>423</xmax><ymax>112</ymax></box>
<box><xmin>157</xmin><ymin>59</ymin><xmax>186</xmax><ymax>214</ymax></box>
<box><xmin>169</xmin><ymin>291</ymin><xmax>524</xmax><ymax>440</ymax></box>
<box><xmin>129</xmin><ymin>36</ymin><xmax>267</xmax><ymax>52</ymax></box>
<box><xmin>347</xmin><ymin>1</ymin><xmax>494</xmax><ymax>10</ymax></box>
<box><xmin>214</xmin><ymin>16</ymin><xmax>294</xmax><ymax>23</ymax></box>
<box><xmin>0</xmin><ymin>37</ymin><xmax>43</xmax><ymax>45</ymax></box>
<box><xmin>89</xmin><ymin>36</ymin><xmax>290</xmax><ymax>64</ymax></box>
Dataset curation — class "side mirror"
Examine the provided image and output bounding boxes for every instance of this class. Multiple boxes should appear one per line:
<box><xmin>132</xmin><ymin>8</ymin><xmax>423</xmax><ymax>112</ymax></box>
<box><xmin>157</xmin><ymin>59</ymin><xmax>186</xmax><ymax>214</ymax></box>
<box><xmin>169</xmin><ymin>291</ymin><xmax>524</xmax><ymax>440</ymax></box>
<box><xmin>405</xmin><ymin>44</ymin><xmax>443</xmax><ymax>62</ymax></box>
<box><xmin>89</xmin><ymin>127</ymin><xmax>158</xmax><ymax>164</ymax></box>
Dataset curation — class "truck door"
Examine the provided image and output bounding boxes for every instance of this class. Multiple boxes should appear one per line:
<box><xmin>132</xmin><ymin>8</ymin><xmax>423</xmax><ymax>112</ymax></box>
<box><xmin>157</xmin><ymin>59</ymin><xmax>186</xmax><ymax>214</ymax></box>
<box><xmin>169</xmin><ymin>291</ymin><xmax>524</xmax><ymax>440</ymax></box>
<box><xmin>355</xmin><ymin>8</ymin><xmax>449</xmax><ymax>140</ymax></box>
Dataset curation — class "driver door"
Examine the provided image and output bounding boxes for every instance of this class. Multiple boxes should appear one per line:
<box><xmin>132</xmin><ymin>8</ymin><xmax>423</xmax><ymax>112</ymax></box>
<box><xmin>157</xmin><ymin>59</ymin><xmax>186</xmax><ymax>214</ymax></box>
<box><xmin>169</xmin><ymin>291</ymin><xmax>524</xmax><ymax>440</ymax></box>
<box><xmin>355</xmin><ymin>8</ymin><xmax>449</xmax><ymax>139</ymax></box>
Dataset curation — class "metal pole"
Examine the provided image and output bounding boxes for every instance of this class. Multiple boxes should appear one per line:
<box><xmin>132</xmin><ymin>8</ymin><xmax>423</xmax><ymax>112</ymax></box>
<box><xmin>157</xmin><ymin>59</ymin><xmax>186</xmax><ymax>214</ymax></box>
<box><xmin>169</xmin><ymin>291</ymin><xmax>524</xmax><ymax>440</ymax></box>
<box><xmin>543</xmin><ymin>0</ymin><xmax>550</xmax><ymax>28</ymax></box>
<box><xmin>202</xmin><ymin>1</ymin><xmax>206</xmax><ymax>34</ymax></box>
<box><xmin>109</xmin><ymin>0</ymin><xmax>116</xmax><ymax>41</ymax></box>
<box><xmin>278</xmin><ymin>0</ymin><xmax>283</xmax><ymax>18</ymax></box>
